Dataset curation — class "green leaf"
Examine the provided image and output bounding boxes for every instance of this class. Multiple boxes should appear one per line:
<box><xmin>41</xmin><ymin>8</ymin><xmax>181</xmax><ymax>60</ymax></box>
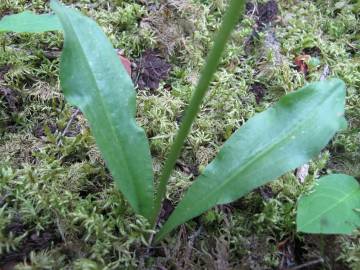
<box><xmin>156</xmin><ymin>79</ymin><xmax>347</xmax><ymax>241</ymax></box>
<box><xmin>50</xmin><ymin>0</ymin><xmax>154</xmax><ymax>220</ymax></box>
<box><xmin>0</xmin><ymin>11</ymin><xmax>62</xmax><ymax>33</ymax></box>
<box><xmin>297</xmin><ymin>174</ymin><xmax>360</xmax><ymax>234</ymax></box>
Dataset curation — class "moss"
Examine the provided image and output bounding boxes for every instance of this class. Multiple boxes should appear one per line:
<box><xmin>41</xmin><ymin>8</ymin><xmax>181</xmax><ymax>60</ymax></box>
<box><xmin>0</xmin><ymin>0</ymin><xmax>359</xmax><ymax>268</ymax></box>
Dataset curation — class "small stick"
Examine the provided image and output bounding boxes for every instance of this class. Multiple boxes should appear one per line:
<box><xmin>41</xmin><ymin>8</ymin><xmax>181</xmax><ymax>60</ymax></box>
<box><xmin>62</xmin><ymin>108</ymin><xmax>80</xmax><ymax>137</ymax></box>
<box><xmin>320</xmin><ymin>64</ymin><xmax>330</xmax><ymax>81</ymax></box>
<box><xmin>58</xmin><ymin>108</ymin><xmax>80</xmax><ymax>146</ymax></box>
<box><xmin>183</xmin><ymin>225</ymin><xmax>203</xmax><ymax>267</ymax></box>
<box><xmin>285</xmin><ymin>258</ymin><xmax>324</xmax><ymax>270</ymax></box>
<box><xmin>188</xmin><ymin>225</ymin><xmax>203</xmax><ymax>245</ymax></box>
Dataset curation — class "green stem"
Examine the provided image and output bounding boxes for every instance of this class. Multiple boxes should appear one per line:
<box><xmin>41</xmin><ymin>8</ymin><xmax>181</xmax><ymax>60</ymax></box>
<box><xmin>150</xmin><ymin>0</ymin><xmax>246</xmax><ymax>228</ymax></box>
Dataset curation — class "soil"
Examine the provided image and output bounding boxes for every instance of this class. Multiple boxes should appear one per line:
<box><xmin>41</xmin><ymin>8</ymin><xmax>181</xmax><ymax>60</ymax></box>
<box><xmin>176</xmin><ymin>160</ymin><xmax>199</xmax><ymax>178</ymax></box>
<box><xmin>0</xmin><ymin>65</ymin><xmax>10</xmax><ymax>81</ymax></box>
<box><xmin>133</xmin><ymin>50</ymin><xmax>171</xmax><ymax>90</ymax></box>
<box><xmin>158</xmin><ymin>199</ymin><xmax>175</xmax><ymax>224</ymax></box>
<box><xmin>302</xmin><ymin>47</ymin><xmax>322</xmax><ymax>57</ymax></box>
<box><xmin>295</xmin><ymin>235</ymin><xmax>352</xmax><ymax>270</ymax></box>
<box><xmin>0</xmin><ymin>85</ymin><xmax>22</xmax><ymax>133</ymax></box>
<box><xmin>258</xmin><ymin>0</ymin><xmax>279</xmax><ymax>25</ymax></box>
<box><xmin>0</xmin><ymin>216</ymin><xmax>61</xmax><ymax>268</ymax></box>
<box><xmin>245</xmin><ymin>1</ymin><xmax>281</xmax><ymax>58</ymax></box>
<box><xmin>247</xmin><ymin>0</ymin><xmax>279</xmax><ymax>28</ymax></box>
<box><xmin>32</xmin><ymin>122</ymin><xmax>58</xmax><ymax>138</ymax></box>
<box><xmin>249</xmin><ymin>82</ymin><xmax>267</xmax><ymax>104</ymax></box>
<box><xmin>0</xmin><ymin>87</ymin><xmax>20</xmax><ymax>113</ymax></box>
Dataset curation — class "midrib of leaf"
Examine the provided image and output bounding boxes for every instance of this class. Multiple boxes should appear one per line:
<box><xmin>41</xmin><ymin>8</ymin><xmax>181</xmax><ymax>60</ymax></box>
<box><xmin>314</xmin><ymin>186</ymin><xmax>348</xmax><ymax>196</ymax></box>
<box><xmin>59</xmin><ymin>12</ymin><xmax>141</xmax><ymax>210</ymax></box>
<box><xmin>188</xmin><ymin>89</ymin><xmax>338</xmax><ymax>208</ymax></box>
<box><xmin>300</xmin><ymin>188</ymin><xmax>359</xmax><ymax>229</ymax></box>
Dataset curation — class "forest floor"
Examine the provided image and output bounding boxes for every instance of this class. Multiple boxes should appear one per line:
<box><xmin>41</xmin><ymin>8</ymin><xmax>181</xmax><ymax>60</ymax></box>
<box><xmin>0</xmin><ymin>0</ymin><xmax>359</xmax><ymax>269</ymax></box>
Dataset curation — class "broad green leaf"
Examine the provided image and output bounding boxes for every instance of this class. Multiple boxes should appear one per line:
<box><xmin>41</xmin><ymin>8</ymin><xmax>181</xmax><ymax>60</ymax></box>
<box><xmin>297</xmin><ymin>174</ymin><xmax>360</xmax><ymax>234</ymax></box>
<box><xmin>156</xmin><ymin>79</ymin><xmax>347</xmax><ymax>241</ymax></box>
<box><xmin>50</xmin><ymin>1</ymin><xmax>154</xmax><ymax>220</ymax></box>
<box><xmin>0</xmin><ymin>11</ymin><xmax>62</xmax><ymax>33</ymax></box>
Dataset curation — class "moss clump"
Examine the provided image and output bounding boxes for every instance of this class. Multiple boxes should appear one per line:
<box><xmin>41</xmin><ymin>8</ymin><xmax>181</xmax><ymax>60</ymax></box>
<box><xmin>0</xmin><ymin>0</ymin><xmax>359</xmax><ymax>268</ymax></box>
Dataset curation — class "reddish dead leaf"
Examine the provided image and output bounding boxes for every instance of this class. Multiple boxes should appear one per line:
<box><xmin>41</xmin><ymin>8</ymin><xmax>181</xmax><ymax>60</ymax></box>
<box><xmin>116</xmin><ymin>51</ymin><xmax>132</xmax><ymax>76</ymax></box>
<box><xmin>294</xmin><ymin>55</ymin><xmax>310</xmax><ymax>75</ymax></box>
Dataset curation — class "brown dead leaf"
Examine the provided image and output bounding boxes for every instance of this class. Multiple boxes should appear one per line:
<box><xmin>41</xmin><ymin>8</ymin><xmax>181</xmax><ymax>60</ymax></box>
<box><xmin>133</xmin><ymin>50</ymin><xmax>171</xmax><ymax>90</ymax></box>
<box><xmin>294</xmin><ymin>54</ymin><xmax>310</xmax><ymax>75</ymax></box>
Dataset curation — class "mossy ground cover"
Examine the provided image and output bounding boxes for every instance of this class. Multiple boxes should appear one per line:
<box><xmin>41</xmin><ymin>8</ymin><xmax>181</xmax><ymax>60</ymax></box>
<box><xmin>0</xmin><ymin>0</ymin><xmax>359</xmax><ymax>269</ymax></box>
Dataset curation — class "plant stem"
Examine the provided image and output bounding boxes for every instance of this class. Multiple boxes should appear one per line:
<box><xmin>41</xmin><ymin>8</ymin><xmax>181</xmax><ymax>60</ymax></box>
<box><xmin>150</xmin><ymin>0</ymin><xmax>246</xmax><ymax>228</ymax></box>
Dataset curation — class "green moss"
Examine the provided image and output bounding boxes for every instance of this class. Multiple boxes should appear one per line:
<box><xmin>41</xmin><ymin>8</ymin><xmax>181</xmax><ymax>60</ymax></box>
<box><xmin>0</xmin><ymin>0</ymin><xmax>359</xmax><ymax>268</ymax></box>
